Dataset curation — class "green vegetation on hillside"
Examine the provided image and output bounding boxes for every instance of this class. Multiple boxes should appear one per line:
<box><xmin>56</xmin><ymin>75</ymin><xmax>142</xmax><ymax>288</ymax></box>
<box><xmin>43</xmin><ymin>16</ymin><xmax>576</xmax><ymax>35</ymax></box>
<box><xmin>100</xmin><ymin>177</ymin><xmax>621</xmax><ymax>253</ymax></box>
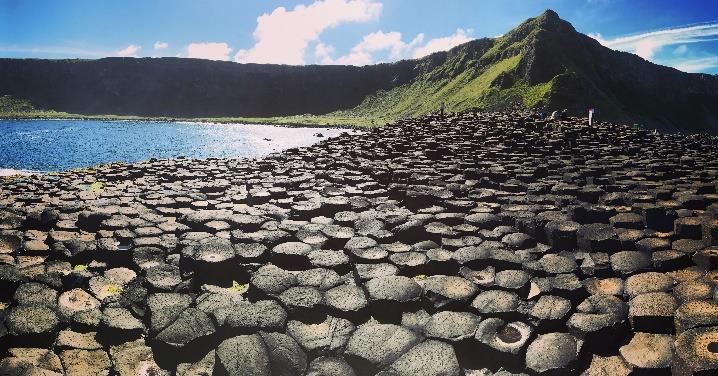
<box><xmin>0</xmin><ymin>95</ymin><xmax>40</xmax><ymax>113</ymax></box>
<box><xmin>0</xmin><ymin>95</ymin><xmax>383</xmax><ymax>128</ymax></box>
<box><xmin>343</xmin><ymin>54</ymin><xmax>553</xmax><ymax>120</ymax></box>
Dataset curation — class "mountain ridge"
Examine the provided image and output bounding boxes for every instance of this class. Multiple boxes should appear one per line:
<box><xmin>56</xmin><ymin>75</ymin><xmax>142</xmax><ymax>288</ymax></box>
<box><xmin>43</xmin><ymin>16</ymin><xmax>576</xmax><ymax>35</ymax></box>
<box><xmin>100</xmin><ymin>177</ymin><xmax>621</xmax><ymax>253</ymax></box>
<box><xmin>1</xmin><ymin>10</ymin><xmax>717</xmax><ymax>133</ymax></box>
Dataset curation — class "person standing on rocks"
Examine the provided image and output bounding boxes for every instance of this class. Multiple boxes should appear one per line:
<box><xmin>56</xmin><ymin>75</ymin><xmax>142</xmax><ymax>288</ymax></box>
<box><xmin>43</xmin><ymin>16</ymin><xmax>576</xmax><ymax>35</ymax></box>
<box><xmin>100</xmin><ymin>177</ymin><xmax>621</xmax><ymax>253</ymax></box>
<box><xmin>588</xmin><ymin>107</ymin><xmax>595</xmax><ymax>127</ymax></box>
<box><xmin>439</xmin><ymin>101</ymin><xmax>446</xmax><ymax>119</ymax></box>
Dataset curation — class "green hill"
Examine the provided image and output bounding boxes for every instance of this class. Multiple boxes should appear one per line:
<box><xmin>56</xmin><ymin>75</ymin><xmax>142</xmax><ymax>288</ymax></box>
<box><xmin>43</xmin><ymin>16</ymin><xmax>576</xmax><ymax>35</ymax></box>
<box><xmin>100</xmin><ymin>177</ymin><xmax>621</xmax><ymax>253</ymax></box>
<box><xmin>341</xmin><ymin>10</ymin><xmax>718</xmax><ymax>133</ymax></box>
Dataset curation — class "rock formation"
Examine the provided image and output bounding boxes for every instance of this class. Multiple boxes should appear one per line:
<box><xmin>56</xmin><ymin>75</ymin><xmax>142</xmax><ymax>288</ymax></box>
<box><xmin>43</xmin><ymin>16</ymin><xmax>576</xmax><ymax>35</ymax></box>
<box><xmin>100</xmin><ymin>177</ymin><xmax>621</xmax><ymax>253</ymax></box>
<box><xmin>1</xmin><ymin>111</ymin><xmax>718</xmax><ymax>374</ymax></box>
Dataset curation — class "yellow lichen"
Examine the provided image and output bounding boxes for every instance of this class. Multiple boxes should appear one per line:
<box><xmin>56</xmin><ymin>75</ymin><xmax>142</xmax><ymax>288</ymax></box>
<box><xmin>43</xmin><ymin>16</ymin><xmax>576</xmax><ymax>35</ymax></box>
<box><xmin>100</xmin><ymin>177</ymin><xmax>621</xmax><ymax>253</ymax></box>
<box><xmin>90</xmin><ymin>182</ymin><xmax>104</xmax><ymax>192</ymax></box>
<box><xmin>73</xmin><ymin>264</ymin><xmax>88</xmax><ymax>272</ymax></box>
<box><xmin>104</xmin><ymin>283</ymin><xmax>123</xmax><ymax>296</ymax></box>
<box><xmin>228</xmin><ymin>280</ymin><xmax>249</xmax><ymax>294</ymax></box>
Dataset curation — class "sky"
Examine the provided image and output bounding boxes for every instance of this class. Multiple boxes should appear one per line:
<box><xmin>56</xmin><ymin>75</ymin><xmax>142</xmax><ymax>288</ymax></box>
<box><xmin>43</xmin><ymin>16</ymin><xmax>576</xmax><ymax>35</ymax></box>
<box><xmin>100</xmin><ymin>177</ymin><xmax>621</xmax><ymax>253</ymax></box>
<box><xmin>1</xmin><ymin>0</ymin><xmax>718</xmax><ymax>74</ymax></box>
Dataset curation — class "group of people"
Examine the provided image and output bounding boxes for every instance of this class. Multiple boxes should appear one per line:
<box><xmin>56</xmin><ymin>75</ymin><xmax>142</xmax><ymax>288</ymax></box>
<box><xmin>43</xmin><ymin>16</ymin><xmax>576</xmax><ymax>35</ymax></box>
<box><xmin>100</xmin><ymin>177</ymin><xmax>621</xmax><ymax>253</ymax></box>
<box><xmin>537</xmin><ymin>108</ymin><xmax>569</xmax><ymax>121</ymax></box>
<box><xmin>537</xmin><ymin>107</ymin><xmax>599</xmax><ymax>126</ymax></box>
<box><xmin>436</xmin><ymin>102</ymin><xmax>599</xmax><ymax>127</ymax></box>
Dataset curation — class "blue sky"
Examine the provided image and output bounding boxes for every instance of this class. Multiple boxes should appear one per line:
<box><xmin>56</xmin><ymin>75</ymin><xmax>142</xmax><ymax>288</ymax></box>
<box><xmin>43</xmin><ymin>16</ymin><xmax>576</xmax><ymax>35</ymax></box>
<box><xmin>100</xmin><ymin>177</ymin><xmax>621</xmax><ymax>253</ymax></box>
<box><xmin>2</xmin><ymin>0</ymin><xmax>718</xmax><ymax>73</ymax></box>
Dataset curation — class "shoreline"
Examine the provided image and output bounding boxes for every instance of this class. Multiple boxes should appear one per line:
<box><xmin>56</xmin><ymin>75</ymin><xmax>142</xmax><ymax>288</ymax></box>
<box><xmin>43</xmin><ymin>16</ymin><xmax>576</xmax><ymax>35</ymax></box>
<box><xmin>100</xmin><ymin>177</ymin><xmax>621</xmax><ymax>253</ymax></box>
<box><xmin>0</xmin><ymin>168</ymin><xmax>39</xmax><ymax>177</ymax></box>
<box><xmin>0</xmin><ymin>113</ymin><xmax>388</xmax><ymax>129</ymax></box>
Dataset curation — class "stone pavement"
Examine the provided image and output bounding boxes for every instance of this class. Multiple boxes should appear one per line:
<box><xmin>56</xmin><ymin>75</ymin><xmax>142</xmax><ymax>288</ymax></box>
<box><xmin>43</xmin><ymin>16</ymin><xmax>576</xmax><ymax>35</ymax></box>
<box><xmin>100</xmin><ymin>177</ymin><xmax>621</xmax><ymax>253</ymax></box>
<box><xmin>1</xmin><ymin>111</ymin><xmax>718</xmax><ymax>375</ymax></box>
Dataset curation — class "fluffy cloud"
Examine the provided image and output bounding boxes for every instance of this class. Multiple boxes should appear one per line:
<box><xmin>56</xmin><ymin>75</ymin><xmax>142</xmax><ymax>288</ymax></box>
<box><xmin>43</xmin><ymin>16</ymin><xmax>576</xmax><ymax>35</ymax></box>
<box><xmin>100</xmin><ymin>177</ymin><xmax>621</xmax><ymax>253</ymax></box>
<box><xmin>185</xmin><ymin>42</ymin><xmax>232</xmax><ymax>61</ymax></box>
<box><xmin>411</xmin><ymin>28</ymin><xmax>473</xmax><ymax>58</ymax></box>
<box><xmin>320</xmin><ymin>28</ymin><xmax>472</xmax><ymax>66</ymax></box>
<box><xmin>115</xmin><ymin>44</ymin><xmax>141</xmax><ymax>57</ymax></box>
<box><xmin>314</xmin><ymin>42</ymin><xmax>335</xmax><ymax>64</ymax></box>
<box><xmin>589</xmin><ymin>22</ymin><xmax>718</xmax><ymax>60</ymax></box>
<box><xmin>326</xmin><ymin>30</ymin><xmax>422</xmax><ymax>65</ymax></box>
<box><xmin>235</xmin><ymin>0</ymin><xmax>382</xmax><ymax>65</ymax></box>
<box><xmin>154</xmin><ymin>41</ymin><xmax>168</xmax><ymax>50</ymax></box>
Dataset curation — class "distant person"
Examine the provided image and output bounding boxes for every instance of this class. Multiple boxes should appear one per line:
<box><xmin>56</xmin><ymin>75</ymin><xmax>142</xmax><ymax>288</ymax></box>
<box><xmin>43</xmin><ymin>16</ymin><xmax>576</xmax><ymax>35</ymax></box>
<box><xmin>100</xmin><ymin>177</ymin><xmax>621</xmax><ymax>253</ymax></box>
<box><xmin>588</xmin><ymin>107</ymin><xmax>595</xmax><ymax>127</ymax></box>
<box><xmin>439</xmin><ymin>101</ymin><xmax>446</xmax><ymax>119</ymax></box>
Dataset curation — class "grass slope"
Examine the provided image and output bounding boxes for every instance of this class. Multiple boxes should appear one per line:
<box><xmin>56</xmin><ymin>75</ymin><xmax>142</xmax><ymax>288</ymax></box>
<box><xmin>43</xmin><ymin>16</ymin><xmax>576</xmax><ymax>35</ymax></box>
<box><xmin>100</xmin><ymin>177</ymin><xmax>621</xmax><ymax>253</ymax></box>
<box><xmin>344</xmin><ymin>54</ymin><xmax>553</xmax><ymax>120</ymax></box>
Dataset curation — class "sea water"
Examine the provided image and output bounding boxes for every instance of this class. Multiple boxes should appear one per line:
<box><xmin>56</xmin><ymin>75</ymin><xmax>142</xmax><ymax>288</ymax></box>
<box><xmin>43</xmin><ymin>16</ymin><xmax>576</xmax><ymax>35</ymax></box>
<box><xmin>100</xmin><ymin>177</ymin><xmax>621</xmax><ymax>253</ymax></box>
<box><xmin>0</xmin><ymin>119</ymin><xmax>357</xmax><ymax>172</ymax></box>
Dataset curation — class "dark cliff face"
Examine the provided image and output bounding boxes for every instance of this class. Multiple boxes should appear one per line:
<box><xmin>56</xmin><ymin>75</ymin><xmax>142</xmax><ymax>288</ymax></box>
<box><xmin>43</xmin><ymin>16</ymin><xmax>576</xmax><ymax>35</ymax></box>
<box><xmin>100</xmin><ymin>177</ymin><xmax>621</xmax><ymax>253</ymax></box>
<box><xmin>0</xmin><ymin>57</ymin><xmax>429</xmax><ymax>117</ymax></box>
<box><xmin>1</xmin><ymin>10</ymin><xmax>718</xmax><ymax>133</ymax></box>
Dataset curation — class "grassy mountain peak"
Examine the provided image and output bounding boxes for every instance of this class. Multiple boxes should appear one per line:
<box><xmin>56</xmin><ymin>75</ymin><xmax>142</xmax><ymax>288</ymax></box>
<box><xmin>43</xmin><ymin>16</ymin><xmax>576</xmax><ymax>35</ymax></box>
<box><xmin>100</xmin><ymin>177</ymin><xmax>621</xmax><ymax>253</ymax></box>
<box><xmin>340</xmin><ymin>9</ymin><xmax>718</xmax><ymax>133</ymax></box>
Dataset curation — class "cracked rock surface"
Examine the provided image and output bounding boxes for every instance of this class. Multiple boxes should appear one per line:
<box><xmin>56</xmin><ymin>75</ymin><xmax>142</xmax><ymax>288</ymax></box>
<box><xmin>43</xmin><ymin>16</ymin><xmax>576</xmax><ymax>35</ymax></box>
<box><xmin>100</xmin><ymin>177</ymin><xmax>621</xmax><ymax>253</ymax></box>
<box><xmin>2</xmin><ymin>111</ymin><xmax>718</xmax><ymax>375</ymax></box>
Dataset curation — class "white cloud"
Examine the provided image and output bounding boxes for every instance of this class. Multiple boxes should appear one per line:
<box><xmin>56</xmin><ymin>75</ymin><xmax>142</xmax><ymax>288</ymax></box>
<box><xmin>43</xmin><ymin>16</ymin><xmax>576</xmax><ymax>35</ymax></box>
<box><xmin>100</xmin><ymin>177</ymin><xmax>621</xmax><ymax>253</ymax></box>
<box><xmin>325</xmin><ymin>30</ymin><xmax>422</xmax><ymax>65</ymax></box>
<box><xmin>589</xmin><ymin>22</ymin><xmax>718</xmax><ymax>60</ymax></box>
<box><xmin>673</xmin><ymin>56</ymin><xmax>718</xmax><ymax>73</ymax></box>
<box><xmin>235</xmin><ymin>0</ymin><xmax>382</xmax><ymax>65</ymax></box>
<box><xmin>321</xmin><ymin>28</ymin><xmax>472</xmax><ymax>66</ymax></box>
<box><xmin>314</xmin><ymin>42</ymin><xmax>336</xmax><ymax>64</ymax></box>
<box><xmin>115</xmin><ymin>44</ymin><xmax>141</xmax><ymax>57</ymax></box>
<box><xmin>185</xmin><ymin>42</ymin><xmax>232</xmax><ymax>61</ymax></box>
<box><xmin>411</xmin><ymin>28</ymin><xmax>473</xmax><ymax>58</ymax></box>
<box><xmin>353</xmin><ymin>31</ymin><xmax>408</xmax><ymax>59</ymax></box>
<box><xmin>154</xmin><ymin>41</ymin><xmax>168</xmax><ymax>50</ymax></box>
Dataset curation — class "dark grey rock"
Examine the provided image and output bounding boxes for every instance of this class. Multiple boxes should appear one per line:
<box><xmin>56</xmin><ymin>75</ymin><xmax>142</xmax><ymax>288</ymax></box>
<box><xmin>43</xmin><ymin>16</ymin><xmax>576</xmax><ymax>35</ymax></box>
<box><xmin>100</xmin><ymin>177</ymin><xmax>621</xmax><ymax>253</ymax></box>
<box><xmin>155</xmin><ymin>307</ymin><xmax>215</xmax><ymax>348</ymax></box>
<box><xmin>306</xmin><ymin>356</ymin><xmax>357</xmax><ymax>376</ymax></box>
<box><xmin>344</xmin><ymin>323</ymin><xmax>422</xmax><ymax>373</ymax></box>
<box><xmin>147</xmin><ymin>293</ymin><xmax>192</xmax><ymax>333</ymax></box>
<box><xmin>424</xmin><ymin>311</ymin><xmax>481</xmax><ymax>341</ymax></box>
<box><xmin>422</xmin><ymin>275</ymin><xmax>479</xmax><ymax>309</ymax></box>
<box><xmin>471</xmin><ymin>290</ymin><xmax>519</xmax><ymax>314</ymax></box>
<box><xmin>286</xmin><ymin>315</ymin><xmax>355</xmax><ymax>355</ymax></box>
<box><xmin>525</xmin><ymin>333</ymin><xmax>579</xmax><ymax>373</ymax></box>
<box><xmin>224</xmin><ymin>300</ymin><xmax>288</xmax><ymax>331</ymax></box>
<box><xmin>260</xmin><ymin>331</ymin><xmax>308</xmax><ymax>376</ymax></box>
<box><xmin>6</xmin><ymin>305</ymin><xmax>59</xmax><ymax>337</ymax></box>
<box><xmin>251</xmin><ymin>265</ymin><xmax>297</xmax><ymax>296</ymax></box>
<box><xmin>365</xmin><ymin>276</ymin><xmax>421</xmax><ymax>303</ymax></box>
<box><xmin>14</xmin><ymin>282</ymin><xmax>58</xmax><ymax>307</ymax></box>
<box><xmin>324</xmin><ymin>284</ymin><xmax>368</xmax><ymax>313</ymax></box>
<box><xmin>216</xmin><ymin>334</ymin><xmax>272</xmax><ymax>376</ymax></box>
<box><xmin>387</xmin><ymin>340</ymin><xmax>461</xmax><ymax>376</ymax></box>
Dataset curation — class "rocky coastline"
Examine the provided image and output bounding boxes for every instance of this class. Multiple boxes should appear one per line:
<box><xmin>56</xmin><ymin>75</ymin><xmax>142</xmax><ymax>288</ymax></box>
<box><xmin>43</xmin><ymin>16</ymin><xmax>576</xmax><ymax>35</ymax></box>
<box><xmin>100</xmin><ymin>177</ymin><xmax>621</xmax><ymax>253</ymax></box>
<box><xmin>1</xmin><ymin>111</ymin><xmax>718</xmax><ymax>375</ymax></box>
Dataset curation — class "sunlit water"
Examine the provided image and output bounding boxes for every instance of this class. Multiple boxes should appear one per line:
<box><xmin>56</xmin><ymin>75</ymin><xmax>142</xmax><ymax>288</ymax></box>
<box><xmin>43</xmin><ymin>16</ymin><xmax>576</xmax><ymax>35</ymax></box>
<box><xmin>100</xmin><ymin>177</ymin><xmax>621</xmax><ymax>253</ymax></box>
<box><xmin>0</xmin><ymin>119</ymin><xmax>358</xmax><ymax>172</ymax></box>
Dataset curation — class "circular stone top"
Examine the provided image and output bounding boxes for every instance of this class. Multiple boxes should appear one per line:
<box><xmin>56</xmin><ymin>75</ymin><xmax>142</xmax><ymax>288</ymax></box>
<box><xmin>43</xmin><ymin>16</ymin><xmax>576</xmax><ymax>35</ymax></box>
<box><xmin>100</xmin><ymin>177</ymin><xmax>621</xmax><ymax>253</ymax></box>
<box><xmin>272</xmin><ymin>242</ymin><xmax>313</xmax><ymax>256</ymax></box>
<box><xmin>324</xmin><ymin>284</ymin><xmax>368</xmax><ymax>312</ymax></box>
<box><xmin>6</xmin><ymin>305</ymin><xmax>60</xmax><ymax>335</ymax></box>
<box><xmin>525</xmin><ymin>333</ymin><xmax>578</xmax><ymax>373</ymax></box>
<box><xmin>365</xmin><ymin>276</ymin><xmax>421</xmax><ymax>303</ymax></box>
<box><xmin>471</xmin><ymin>290</ymin><xmax>519</xmax><ymax>314</ymax></box>
<box><xmin>675</xmin><ymin>326</ymin><xmax>718</xmax><ymax>373</ymax></box>
<box><xmin>619</xmin><ymin>332</ymin><xmax>673</xmax><ymax>369</ymax></box>
<box><xmin>424</xmin><ymin>311</ymin><xmax>481</xmax><ymax>341</ymax></box>
<box><xmin>58</xmin><ymin>288</ymin><xmax>100</xmax><ymax>318</ymax></box>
